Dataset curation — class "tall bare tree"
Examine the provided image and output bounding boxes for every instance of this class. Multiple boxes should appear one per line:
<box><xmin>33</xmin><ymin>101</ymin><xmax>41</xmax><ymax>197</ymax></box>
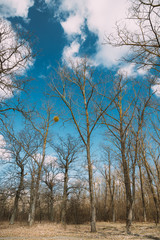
<box><xmin>49</xmin><ymin>58</ymin><xmax>115</xmax><ymax>232</ymax></box>
<box><xmin>26</xmin><ymin>105</ymin><xmax>58</xmax><ymax>226</ymax></box>
<box><xmin>103</xmin><ymin>76</ymin><xmax>153</xmax><ymax>233</ymax></box>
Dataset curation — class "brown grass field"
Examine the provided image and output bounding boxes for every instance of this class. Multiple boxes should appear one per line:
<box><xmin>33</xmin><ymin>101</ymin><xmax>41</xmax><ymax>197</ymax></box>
<box><xmin>0</xmin><ymin>221</ymin><xmax>160</xmax><ymax>240</ymax></box>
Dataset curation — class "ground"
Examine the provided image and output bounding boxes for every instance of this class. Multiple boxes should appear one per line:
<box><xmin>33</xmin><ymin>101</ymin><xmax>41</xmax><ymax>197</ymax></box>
<box><xmin>0</xmin><ymin>222</ymin><xmax>160</xmax><ymax>240</ymax></box>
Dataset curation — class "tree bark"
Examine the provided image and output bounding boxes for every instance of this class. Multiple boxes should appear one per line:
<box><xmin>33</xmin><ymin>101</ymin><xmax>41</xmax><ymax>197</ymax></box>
<box><xmin>139</xmin><ymin>164</ymin><xmax>147</xmax><ymax>222</ymax></box>
<box><xmin>61</xmin><ymin>167</ymin><xmax>68</xmax><ymax>226</ymax></box>
<box><xmin>121</xmin><ymin>141</ymin><xmax>133</xmax><ymax>234</ymax></box>
<box><xmin>10</xmin><ymin>167</ymin><xmax>24</xmax><ymax>225</ymax></box>
<box><xmin>87</xmin><ymin>143</ymin><xmax>96</xmax><ymax>232</ymax></box>
<box><xmin>49</xmin><ymin>188</ymin><xmax>54</xmax><ymax>222</ymax></box>
<box><xmin>143</xmin><ymin>155</ymin><xmax>159</xmax><ymax>224</ymax></box>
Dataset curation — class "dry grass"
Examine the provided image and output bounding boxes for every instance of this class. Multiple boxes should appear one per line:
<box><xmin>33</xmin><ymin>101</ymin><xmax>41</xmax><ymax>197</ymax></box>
<box><xmin>0</xmin><ymin>221</ymin><xmax>160</xmax><ymax>240</ymax></box>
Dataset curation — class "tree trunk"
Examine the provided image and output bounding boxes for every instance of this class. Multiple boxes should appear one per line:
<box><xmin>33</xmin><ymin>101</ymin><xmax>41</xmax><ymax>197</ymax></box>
<box><xmin>121</xmin><ymin>142</ymin><xmax>133</xmax><ymax>234</ymax></box>
<box><xmin>126</xmin><ymin>198</ymin><xmax>133</xmax><ymax>234</ymax></box>
<box><xmin>10</xmin><ymin>167</ymin><xmax>24</xmax><ymax>225</ymax></box>
<box><xmin>50</xmin><ymin>188</ymin><xmax>54</xmax><ymax>222</ymax></box>
<box><xmin>139</xmin><ymin>164</ymin><xmax>147</xmax><ymax>222</ymax></box>
<box><xmin>104</xmin><ymin>179</ymin><xmax>108</xmax><ymax>221</ymax></box>
<box><xmin>143</xmin><ymin>150</ymin><xmax>160</xmax><ymax>224</ymax></box>
<box><xmin>61</xmin><ymin>168</ymin><xmax>68</xmax><ymax>226</ymax></box>
<box><xmin>28</xmin><ymin>173</ymin><xmax>39</xmax><ymax>226</ymax></box>
<box><xmin>28</xmin><ymin>193</ymin><xmax>36</xmax><ymax>226</ymax></box>
<box><xmin>111</xmin><ymin>199</ymin><xmax>116</xmax><ymax>222</ymax></box>
<box><xmin>87</xmin><ymin>144</ymin><xmax>96</xmax><ymax>232</ymax></box>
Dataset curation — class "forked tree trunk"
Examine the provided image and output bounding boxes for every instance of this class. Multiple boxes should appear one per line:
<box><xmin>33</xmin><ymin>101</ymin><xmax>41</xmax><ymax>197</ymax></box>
<box><xmin>28</xmin><ymin>173</ymin><xmax>39</xmax><ymax>226</ymax></box>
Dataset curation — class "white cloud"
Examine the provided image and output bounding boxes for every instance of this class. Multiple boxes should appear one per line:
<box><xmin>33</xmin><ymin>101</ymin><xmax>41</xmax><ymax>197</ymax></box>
<box><xmin>62</xmin><ymin>40</ymin><xmax>81</xmax><ymax>64</ymax></box>
<box><xmin>55</xmin><ymin>172</ymin><xmax>64</xmax><ymax>181</ymax></box>
<box><xmin>0</xmin><ymin>135</ymin><xmax>11</xmax><ymax>161</ymax></box>
<box><xmin>152</xmin><ymin>79</ymin><xmax>160</xmax><ymax>97</ymax></box>
<box><xmin>61</xmin><ymin>14</ymin><xmax>84</xmax><ymax>36</ymax></box>
<box><xmin>117</xmin><ymin>63</ymin><xmax>151</xmax><ymax>77</ymax></box>
<box><xmin>44</xmin><ymin>155</ymin><xmax>57</xmax><ymax>165</ymax></box>
<box><xmin>0</xmin><ymin>0</ymin><xmax>34</xmax><ymax>19</ymax></box>
<box><xmin>51</xmin><ymin>0</ymin><xmax>131</xmax><ymax>67</ymax></box>
<box><xmin>118</xmin><ymin>63</ymin><xmax>136</xmax><ymax>77</ymax></box>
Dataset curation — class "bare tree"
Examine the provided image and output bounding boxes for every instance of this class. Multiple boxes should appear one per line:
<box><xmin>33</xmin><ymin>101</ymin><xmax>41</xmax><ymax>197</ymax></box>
<box><xmin>0</xmin><ymin>122</ymin><xmax>40</xmax><ymax>224</ymax></box>
<box><xmin>99</xmin><ymin>147</ymin><xmax>116</xmax><ymax>222</ymax></box>
<box><xmin>103</xmin><ymin>76</ymin><xmax>153</xmax><ymax>233</ymax></box>
<box><xmin>1</xmin><ymin>104</ymin><xmax>59</xmax><ymax>226</ymax></box>
<box><xmin>53</xmin><ymin>135</ymin><xmax>81</xmax><ymax>226</ymax></box>
<box><xmin>49</xmin><ymin>58</ymin><xmax>116</xmax><ymax>232</ymax></box>
<box><xmin>42</xmin><ymin>157</ymin><xmax>60</xmax><ymax>222</ymax></box>
<box><xmin>0</xmin><ymin>18</ymin><xmax>34</xmax><ymax>117</ymax></box>
<box><xmin>140</xmin><ymin>137</ymin><xmax>160</xmax><ymax>224</ymax></box>
<box><xmin>8</xmin><ymin>142</ymin><xmax>27</xmax><ymax>224</ymax></box>
<box><xmin>26</xmin><ymin>105</ymin><xmax>58</xmax><ymax>226</ymax></box>
<box><xmin>106</xmin><ymin>0</ymin><xmax>160</xmax><ymax>72</ymax></box>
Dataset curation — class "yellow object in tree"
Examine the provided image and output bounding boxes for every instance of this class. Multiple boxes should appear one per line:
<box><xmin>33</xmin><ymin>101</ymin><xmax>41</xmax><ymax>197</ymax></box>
<box><xmin>54</xmin><ymin>116</ymin><xmax>59</xmax><ymax>122</ymax></box>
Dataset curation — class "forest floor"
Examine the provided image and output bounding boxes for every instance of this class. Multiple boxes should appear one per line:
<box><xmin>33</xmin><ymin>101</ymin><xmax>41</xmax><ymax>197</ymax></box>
<box><xmin>0</xmin><ymin>221</ymin><xmax>160</xmax><ymax>240</ymax></box>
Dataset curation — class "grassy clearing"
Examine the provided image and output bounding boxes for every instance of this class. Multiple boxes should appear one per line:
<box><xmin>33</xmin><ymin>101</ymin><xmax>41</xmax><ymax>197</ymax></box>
<box><xmin>0</xmin><ymin>221</ymin><xmax>160</xmax><ymax>240</ymax></box>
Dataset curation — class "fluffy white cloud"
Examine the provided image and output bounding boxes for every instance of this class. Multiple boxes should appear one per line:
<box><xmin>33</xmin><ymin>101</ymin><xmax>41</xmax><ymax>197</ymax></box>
<box><xmin>0</xmin><ymin>0</ymin><xmax>34</xmax><ymax>19</ymax></box>
<box><xmin>62</xmin><ymin>40</ymin><xmax>80</xmax><ymax>64</ymax></box>
<box><xmin>51</xmin><ymin>0</ymin><xmax>131</xmax><ymax>67</ymax></box>
<box><xmin>152</xmin><ymin>79</ymin><xmax>160</xmax><ymax>97</ymax></box>
<box><xmin>44</xmin><ymin>155</ymin><xmax>57</xmax><ymax>165</ymax></box>
<box><xmin>61</xmin><ymin>14</ymin><xmax>84</xmax><ymax>36</ymax></box>
<box><xmin>117</xmin><ymin>63</ymin><xmax>151</xmax><ymax>77</ymax></box>
<box><xmin>118</xmin><ymin>63</ymin><xmax>136</xmax><ymax>77</ymax></box>
<box><xmin>0</xmin><ymin>135</ymin><xmax>11</xmax><ymax>161</ymax></box>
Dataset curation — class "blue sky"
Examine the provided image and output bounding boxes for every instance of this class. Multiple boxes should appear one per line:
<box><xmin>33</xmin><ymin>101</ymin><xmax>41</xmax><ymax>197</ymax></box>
<box><xmin>0</xmin><ymin>0</ymin><xmax>131</xmax><ymax>71</ymax></box>
<box><xmin>0</xmin><ymin>0</ymin><xmax>153</xmax><ymax>99</ymax></box>
<box><xmin>0</xmin><ymin>1</ymin><xmax>128</xmax><ymax>124</ymax></box>
<box><xmin>0</xmin><ymin>0</ymin><xmax>159</xmax><ymax>163</ymax></box>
